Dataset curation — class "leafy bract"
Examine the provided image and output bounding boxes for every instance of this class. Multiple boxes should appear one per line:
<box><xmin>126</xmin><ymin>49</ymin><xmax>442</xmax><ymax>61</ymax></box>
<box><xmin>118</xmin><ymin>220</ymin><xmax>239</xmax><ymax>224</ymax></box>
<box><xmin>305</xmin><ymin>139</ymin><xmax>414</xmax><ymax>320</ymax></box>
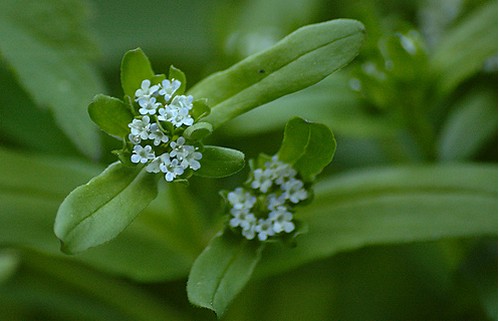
<box><xmin>278</xmin><ymin>117</ymin><xmax>336</xmax><ymax>181</ymax></box>
<box><xmin>187</xmin><ymin>231</ymin><xmax>265</xmax><ymax>318</ymax></box>
<box><xmin>190</xmin><ymin>19</ymin><xmax>365</xmax><ymax>128</ymax></box>
<box><xmin>255</xmin><ymin>164</ymin><xmax>498</xmax><ymax>278</ymax></box>
<box><xmin>88</xmin><ymin>94</ymin><xmax>134</xmax><ymax>138</ymax></box>
<box><xmin>0</xmin><ymin>0</ymin><xmax>105</xmax><ymax>159</ymax></box>
<box><xmin>195</xmin><ymin>146</ymin><xmax>245</xmax><ymax>178</ymax></box>
<box><xmin>120</xmin><ymin>48</ymin><xmax>156</xmax><ymax>99</ymax></box>
<box><xmin>54</xmin><ymin>162</ymin><xmax>159</xmax><ymax>254</ymax></box>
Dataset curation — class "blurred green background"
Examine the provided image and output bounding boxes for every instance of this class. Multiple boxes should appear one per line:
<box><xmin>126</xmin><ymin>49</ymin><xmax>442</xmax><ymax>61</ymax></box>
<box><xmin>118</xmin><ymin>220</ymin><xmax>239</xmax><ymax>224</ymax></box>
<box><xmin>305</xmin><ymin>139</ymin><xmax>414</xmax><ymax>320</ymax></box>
<box><xmin>0</xmin><ymin>0</ymin><xmax>497</xmax><ymax>320</ymax></box>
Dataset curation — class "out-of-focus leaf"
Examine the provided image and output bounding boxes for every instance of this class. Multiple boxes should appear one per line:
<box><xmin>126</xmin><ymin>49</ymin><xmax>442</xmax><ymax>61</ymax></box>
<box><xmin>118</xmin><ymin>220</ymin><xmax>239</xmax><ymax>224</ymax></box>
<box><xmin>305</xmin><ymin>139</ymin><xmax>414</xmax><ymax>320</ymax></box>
<box><xmin>278</xmin><ymin>117</ymin><xmax>336</xmax><ymax>181</ymax></box>
<box><xmin>438</xmin><ymin>91</ymin><xmax>497</xmax><ymax>161</ymax></box>
<box><xmin>0</xmin><ymin>148</ymin><xmax>196</xmax><ymax>281</ymax></box>
<box><xmin>431</xmin><ymin>1</ymin><xmax>498</xmax><ymax>95</ymax></box>
<box><xmin>255</xmin><ymin>164</ymin><xmax>497</xmax><ymax>277</ymax></box>
<box><xmin>195</xmin><ymin>146</ymin><xmax>245</xmax><ymax>178</ymax></box>
<box><xmin>54</xmin><ymin>162</ymin><xmax>159</xmax><ymax>254</ymax></box>
<box><xmin>0</xmin><ymin>250</ymin><xmax>19</xmax><ymax>284</ymax></box>
<box><xmin>88</xmin><ymin>94</ymin><xmax>134</xmax><ymax>139</ymax></box>
<box><xmin>187</xmin><ymin>231</ymin><xmax>265</xmax><ymax>318</ymax></box>
<box><xmin>0</xmin><ymin>251</ymin><xmax>189</xmax><ymax>321</ymax></box>
<box><xmin>0</xmin><ymin>0</ymin><xmax>105</xmax><ymax>159</ymax></box>
<box><xmin>190</xmin><ymin>19</ymin><xmax>365</xmax><ymax>128</ymax></box>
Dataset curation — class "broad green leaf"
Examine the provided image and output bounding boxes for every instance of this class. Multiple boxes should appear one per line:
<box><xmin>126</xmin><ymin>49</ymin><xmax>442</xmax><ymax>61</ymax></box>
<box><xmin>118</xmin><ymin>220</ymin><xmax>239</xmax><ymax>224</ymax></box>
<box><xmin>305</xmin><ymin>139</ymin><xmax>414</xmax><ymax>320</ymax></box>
<box><xmin>187</xmin><ymin>231</ymin><xmax>265</xmax><ymax>317</ymax></box>
<box><xmin>183</xmin><ymin>121</ymin><xmax>213</xmax><ymax>141</ymax></box>
<box><xmin>0</xmin><ymin>148</ymin><xmax>195</xmax><ymax>281</ymax></box>
<box><xmin>255</xmin><ymin>164</ymin><xmax>497</xmax><ymax>278</ymax></box>
<box><xmin>54</xmin><ymin>162</ymin><xmax>159</xmax><ymax>254</ymax></box>
<box><xmin>120</xmin><ymin>48</ymin><xmax>155</xmax><ymax>99</ymax></box>
<box><xmin>190</xmin><ymin>19</ymin><xmax>365</xmax><ymax>128</ymax></box>
<box><xmin>278</xmin><ymin>117</ymin><xmax>336</xmax><ymax>181</ymax></box>
<box><xmin>438</xmin><ymin>91</ymin><xmax>497</xmax><ymax>161</ymax></box>
<box><xmin>431</xmin><ymin>1</ymin><xmax>498</xmax><ymax>95</ymax></box>
<box><xmin>191</xmin><ymin>98</ymin><xmax>211</xmax><ymax>121</ymax></box>
<box><xmin>88</xmin><ymin>94</ymin><xmax>134</xmax><ymax>139</ymax></box>
<box><xmin>0</xmin><ymin>0</ymin><xmax>105</xmax><ymax>159</ymax></box>
<box><xmin>169</xmin><ymin>65</ymin><xmax>187</xmax><ymax>95</ymax></box>
<box><xmin>195</xmin><ymin>146</ymin><xmax>245</xmax><ymax>178</ymax></box>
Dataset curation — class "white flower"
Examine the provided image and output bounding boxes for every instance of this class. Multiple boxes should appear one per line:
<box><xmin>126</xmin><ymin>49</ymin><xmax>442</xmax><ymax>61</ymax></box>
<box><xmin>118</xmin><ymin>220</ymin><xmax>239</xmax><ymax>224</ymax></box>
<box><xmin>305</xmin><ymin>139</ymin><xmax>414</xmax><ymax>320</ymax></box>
<box><xmin>266</xmin><ymin>193</ymin><xmax>286</xmax><ymax>211</ymax></box>
<box><xmin>131</xmin><ymin>144</ymin><xmax>155</xmax><ymax>164</ymax></box>
<box><xmin>145</xmin><ymin>156</ymin><xmax>162</xmax><ymax>173</ymax></box>
<box><xmin>138</xmin><ymin>96</ymin><xmax>161</xmax><ymax>115</ymax></box>
<box><xmin>229</xmin><ymin>209</ymin><xmax>256</xmax><ymax>230</ymax></box>
<box><xmin>265</xmin><ymin>155</ymin><xmax>297</xmax><ymax>185</ymax></box>
<box><xmin>228</xmin><ymin>187</ymin><xmax>256</xmax><ymax>211</ymax></box>
<box><xmin>159</xmin><ymin>79</ymin><xmax>181</xmax><ymax>101</ymax></box>
<box><xmin>255</xmin><ymin>218</ymin><xmax>275</xmax><ymax>241</ymax></box>
<box><xmin>128</xmin><ymin>133</ymin><xmax>141</xmax><ymax>145</ymax></box>
<box><xmin>159</xmin><ymin>154</ymin><xmax>185</xmax><ymax>182</ymax></box>
<box><xmin>128</xmin><ymin>116</ymin><xmax>151</xmax><ymax>140</ymax></box>
<box><xmin>281</xmin><ymin>178</ymin><xmax>308</xmax><ymax>203</ymax></box>
<box><xmin>158</xmin><ymin>104</ymin><xmax>194</xmax><ymax>128</ymax></box>
<box><xmin>251</xmin><ymin>168</ymin><xmax>273</xmax><ymax>193</ymax></box>
<box><xmin>269</xmin><ymin>206</ymin><xmax>295</xmax><ymax>233</ymax></box>
<box><xmin>135</xmin><ymin>80</ymin><xmax>159</xmax><ymax>100</ymax></box>
<box><xmin>148</xmin><ymin>123</ymin><xmax>169</xmax><ymax>146</ymax></box>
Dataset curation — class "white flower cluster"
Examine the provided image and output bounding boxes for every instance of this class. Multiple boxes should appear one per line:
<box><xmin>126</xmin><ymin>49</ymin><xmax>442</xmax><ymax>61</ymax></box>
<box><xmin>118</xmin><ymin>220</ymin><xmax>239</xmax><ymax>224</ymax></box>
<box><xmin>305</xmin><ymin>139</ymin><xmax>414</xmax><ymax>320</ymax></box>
<box><xmin>127</xmin><ymin>79</ymin><xmax>202</xmax><ymax>182</ymax></box>
<box><xmin>227</xmin><ymin>156</ymin><xmax>308</xmax><ymax>241</ymax></box>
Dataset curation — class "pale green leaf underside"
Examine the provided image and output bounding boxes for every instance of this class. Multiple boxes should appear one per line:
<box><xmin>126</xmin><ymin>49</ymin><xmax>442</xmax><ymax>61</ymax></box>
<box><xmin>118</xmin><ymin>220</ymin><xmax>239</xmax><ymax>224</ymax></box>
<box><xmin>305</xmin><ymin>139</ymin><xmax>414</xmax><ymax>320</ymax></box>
<box><xmin>0</xmin><ymin>0</ymin><xmax>104</xmax><ymax>159</ymax></box>
<box><xmin>255</xmin><ymin>164</ymin><xmax>497</xmax><ymax>277</ymax></box>
<box><xmin>195</xmin><ymin>146</ymin><xmax>245</xmax><ymax>178</ymax></box>
<box><xmin>54</xmin><ymin>162</ymin><xmax>159</xmax><ymax>254</ymax></box>
<box><xmin>187</xmin><ymin>231</ymin><xmax>264</xmax><ymax>317</ymax></box>
<box><xmin>190</xmin><ymin>19</ymin><xmax>365</xmax><ymax>128</ymax></box>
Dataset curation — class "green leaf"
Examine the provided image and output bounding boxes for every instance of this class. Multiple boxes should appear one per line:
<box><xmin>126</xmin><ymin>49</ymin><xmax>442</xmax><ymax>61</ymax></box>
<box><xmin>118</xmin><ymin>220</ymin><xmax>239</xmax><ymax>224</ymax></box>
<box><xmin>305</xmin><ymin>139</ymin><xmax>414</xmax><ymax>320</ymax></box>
<box><xmin>120</xmin><ymin>48</ymin><xmax>155</xmax><ymax>99</ymax></box>
<box><xmin>189</xmin><ymin>19</ymin><xmax>365</xmax><ymax>128</ymax></box>
<box><xmin>278</xmin><ymin>117</ymin><xmax>336</xmax><ymax>181</ymax></box>
<box><xmin>0</xmin><ymin>0</ymin><xmax>105</xmax><ymax>159</ymax></box>
<box><xmin>431</xmin><ymin>1</ymin><xmax>498</xmax><ymax>95</ymax></box>
<box><xmin>169</xmin><ymin>65</ymin><xmax>187</xmax><ymax>95</ymax></box>
<box><xmin>54</xmin><ymin>162</ymin><xmax>159</xmax><ymax>254</ymax></box>
<box><xmin>254</xmin><ymin>164</ymin><xmax>497</xmax><ymax>278</ymax></box>
<box><xmin>88</xmin><ymin>94</ymin><xmax>134</xmax><ymax>138</ymax></box>
<box><xmin>183</xmin><ymin>121</ymin><xmax>213</xmax><ymax>141</ymax></box>
<box><xmin>195</xmin><ymin>146</ymin><xmax>245</xmax><ymax>178</ymax></box>
<box><xmin>438</xmin><ymin>91</ymin><xmax>497</xmax><ymax>161</ymax></box>
<box><xmin>191</xmin><ymin>98</ymin><xmax>211</xmax><ymax>121</ymax></box>
<box><xmin>187</xmin><ymin>231</ymin><xmax>265</xmax><ymax>317</ymax></box>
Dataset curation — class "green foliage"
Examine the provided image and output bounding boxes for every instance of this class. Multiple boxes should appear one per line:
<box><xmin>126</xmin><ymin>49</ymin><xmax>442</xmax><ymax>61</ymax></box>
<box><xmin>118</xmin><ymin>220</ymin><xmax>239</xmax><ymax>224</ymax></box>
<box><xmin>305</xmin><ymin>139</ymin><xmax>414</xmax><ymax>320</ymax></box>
<box><xmin>0</xmin><ymin>0</ymin><xmax>497</xmax><ymax>320</ymax></box>
<box><xmin>0</xmin><ymin>0</ymin><xmax>105</xmax><ymax>159</ymax></box>
<box><xmin>54</xmin><ymin>162</ymin><xmax>159</xmax><ymax>254</ymax></box>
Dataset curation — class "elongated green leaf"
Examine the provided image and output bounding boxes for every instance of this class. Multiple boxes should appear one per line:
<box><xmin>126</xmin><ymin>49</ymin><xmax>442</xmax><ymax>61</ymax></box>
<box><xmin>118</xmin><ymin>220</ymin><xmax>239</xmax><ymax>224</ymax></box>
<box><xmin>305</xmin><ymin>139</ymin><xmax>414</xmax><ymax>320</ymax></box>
<box><xmin>0</xmin><ymin>0</ymin><xmax>105</xmax><ymax>159</ymax></box>
<box><xmin>54</xmin><ymin>162</ymin><xmax>159</xmax><ymax>254</ymax></box>
<box><xmin>438</xmin><ymin>91</ymin><xmax>497</xmax><ymax>161</ymax></box>
<box><xmin>431</xmin><ymin>1</ymin><xmax>498</xmax><ymax>95</ymax></box>
<box><xmin>88</xmin><ymin>94</ymin><xmax>134</xmax><ymax>138</ymax></box>
<box><xmin>187</xmin><ymin>231</ymin><xmax>265</xmax><ymax>317</ymax></box>
<box><xmin>255</xmin><ymin>165</ymin><xmax>497</xmax><ymax>278</ymax></box>
<box><xmin>278</xmin><ymin>117</ymin><xmax>336</xmax><ymax>181</ymax></box>
<box><xmin>190</xmin><ymin>19</ymin><xmax>365</xmax><ymax>128</ymax></box>
<box><xmin>195</xmin><ymin>146</ymin><xmax>245</xmax><ymax>178</ymax></box>
<box><xmin>121</xmin><ymin>48</ymin><xmax>155</xmax><ymax>99</ymax></box>
<box><xmin>183</xmin><ymin>121</ymin><xmax>213</xmax><ymax>141</ymax></box>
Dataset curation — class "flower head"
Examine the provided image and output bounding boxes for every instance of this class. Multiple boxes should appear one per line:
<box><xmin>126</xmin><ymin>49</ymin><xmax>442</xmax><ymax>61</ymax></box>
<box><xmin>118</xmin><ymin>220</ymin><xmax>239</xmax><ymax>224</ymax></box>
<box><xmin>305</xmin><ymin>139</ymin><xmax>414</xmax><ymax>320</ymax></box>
<box><xmin>159</xmin><ymin>79</ymin><xmax>181</xmax><ymax>101</ymax></box>
<box><xmin>131</xmin><ymin>144</ymin><xmax>155</xmax><ymax>164</ymax></box>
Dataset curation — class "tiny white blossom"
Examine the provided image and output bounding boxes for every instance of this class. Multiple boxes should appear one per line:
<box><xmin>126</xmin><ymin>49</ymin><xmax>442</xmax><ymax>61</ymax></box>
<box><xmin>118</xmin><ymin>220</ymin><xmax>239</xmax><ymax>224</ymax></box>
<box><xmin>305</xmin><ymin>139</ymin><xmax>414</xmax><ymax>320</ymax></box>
<box><xmin>266</xmin><ymin>193</ymin><xmax>286</xmax><ymax>211</ymax></box>
<box><xmin>159</xmin><ymin>154</ymin><xmax>185</xmax><ymax>182</ymax></box>
<box><xmin>281</xmin><ymin>178</ymin><xmax>308</xmax><ymax>203</ymax></box>
<box><xmin>181</xmin><ymin>145</ymin><xmax>202</xmax><ymax>170</ymax></box>
<box><xmin>131</xmin><ymin>144</ymin><xmax>155</xmax><ymax>164</ymax></box>
<box><xmin>229</xmin><ymin>209</ymin><xmax>256</xmax><ymax>230</ymax></box>
<box><xmin>159</xmin><ymin>79</ymin><xmax>181</xmax><ymax>101</ymax></box>
<box><xmin>128</xmin><ymin>133</ymin><xmax>141</xmax><ymax>145</ymax></box>
<box><xmin>135</xmin><ymin>80</ymin><xmax>159</xmax><ymax>100</ymax></box>
<box><xmin>128</xmin><ymin>116</ymin><xmax>151</xmax><ymax>140</ymax></box>
<box><xmin>138</xmin><ymin>96</ymin><xmax>161</xmax><ymax>115</ymax></box>
<box><xmin>269</xmin><ymin>206</ymin><xmax>295</xmax><ymax>233</ymax></box>
<box><xmin>158</xmin><ymin>105</ymin><xmax>194</xmax><ymax>128</ymax></box>
<box><xmin>251</xmin><ymin>168</ymin><xmax>273</xmax><ymax>193</ymax></box>
<box><xmin>148</xmin><ymin>123</ymin><xmax>169</xmax><ymax>146</ymax></box>
<box><xmin>255</xmin><ymin>218</ymin><xmax>275</xmax><ymax>241</ymax></box>
<box><xmin>228</xmin><ymin>187</ymin><xmax>256</xmax><ymax>210</ymax></box>
<box><xmin>145</xmin><ymin>156</ymin><xmax>162</xmax><ymax>173</ymax></box>
<box><xmin>265</xmin><ymin>155</ymin><xmax>297</xmax><ymax>185</ymax></box>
